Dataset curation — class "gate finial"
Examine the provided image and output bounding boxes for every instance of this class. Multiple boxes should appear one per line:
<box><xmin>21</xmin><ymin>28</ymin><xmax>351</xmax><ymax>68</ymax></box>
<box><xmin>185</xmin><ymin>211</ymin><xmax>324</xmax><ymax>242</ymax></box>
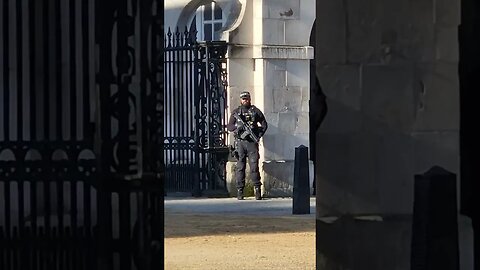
<box><xmin>183</xmin><ymin>26</ymin><xmax>189</xmax><ymax>46</ymax></box>
<box><xmin>167</xmin><ymin>27</ymin><xmax>172</xmax><ymax>47</ymax></box>
<box><xmin>175</xmin><ymin>27</ymin><xmax>180</xmax><ymax>47</ymax></box>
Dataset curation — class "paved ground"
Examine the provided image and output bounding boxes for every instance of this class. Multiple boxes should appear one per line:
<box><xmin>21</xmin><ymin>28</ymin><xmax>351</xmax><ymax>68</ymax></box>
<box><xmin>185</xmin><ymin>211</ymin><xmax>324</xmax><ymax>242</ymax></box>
<box><xmin>164</xmin><ymin>196</ymin><xmax>316</xmax><ymax>217</ymax></box>
<box><xmin>164</xmin><ymin>196</ymin><xmax>316</xmax><ymax>270</ymax></box>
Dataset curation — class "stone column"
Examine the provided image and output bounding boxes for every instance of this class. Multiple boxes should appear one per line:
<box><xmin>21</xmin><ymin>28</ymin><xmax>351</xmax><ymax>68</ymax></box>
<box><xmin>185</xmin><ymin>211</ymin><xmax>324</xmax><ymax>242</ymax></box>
<box><xmin>224</xmin><ymin>0</ymin><xmax>315</xmax><ymax>197</ymax></box>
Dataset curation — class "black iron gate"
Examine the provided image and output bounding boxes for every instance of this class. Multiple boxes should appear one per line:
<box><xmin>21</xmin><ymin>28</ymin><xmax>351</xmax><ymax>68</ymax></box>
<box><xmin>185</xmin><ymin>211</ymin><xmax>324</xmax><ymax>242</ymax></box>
<box><xmin>0</xmin><ymin>0</ymin><xmax>163</xmax><ymax>269</ymax></box>
<box><xmin>164</xmin><ymin>27</ymin><xmax>229</xmax><ymax>196</ymax></box>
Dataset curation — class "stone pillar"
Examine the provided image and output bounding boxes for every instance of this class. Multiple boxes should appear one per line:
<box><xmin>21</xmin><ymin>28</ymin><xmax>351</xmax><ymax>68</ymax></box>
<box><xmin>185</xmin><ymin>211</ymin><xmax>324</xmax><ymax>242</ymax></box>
<box><xmin>224</xmin><ymin>0</ymin><xmax>315</xmax><ymax>197</ymax></box>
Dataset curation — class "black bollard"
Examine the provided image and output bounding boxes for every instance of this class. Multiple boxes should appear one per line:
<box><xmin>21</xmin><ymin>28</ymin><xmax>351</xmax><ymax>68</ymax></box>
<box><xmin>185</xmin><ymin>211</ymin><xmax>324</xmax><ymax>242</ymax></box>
<box><xmin>411</xmin><ymin>166</ymin><xmax>459</xmax><ymax>270</ymax></box>
<box><xmin>293</xmin><ymin>145</ymin><xmax>310</xmax><ymax>214</ymax></box>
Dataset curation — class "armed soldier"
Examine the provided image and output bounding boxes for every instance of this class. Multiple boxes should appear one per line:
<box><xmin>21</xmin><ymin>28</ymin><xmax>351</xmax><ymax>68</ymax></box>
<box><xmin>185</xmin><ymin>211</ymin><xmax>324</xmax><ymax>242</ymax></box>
<box><xmin>227</xmin><ymin>91</ymin><xmax>268</xmax><ymax>200</ymax></box>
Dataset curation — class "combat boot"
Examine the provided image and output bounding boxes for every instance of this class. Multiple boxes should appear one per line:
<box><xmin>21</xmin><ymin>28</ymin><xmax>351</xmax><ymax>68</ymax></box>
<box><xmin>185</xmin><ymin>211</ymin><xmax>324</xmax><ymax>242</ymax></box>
<box><xmin>237</xmin><ymin>188</ymin><xmax>244</xmax><ymax>200</ymax></box>
<box><xmin>254</xmin><ymin>186</ymin><xmax>262</xmax><ymax>200</ymax></box>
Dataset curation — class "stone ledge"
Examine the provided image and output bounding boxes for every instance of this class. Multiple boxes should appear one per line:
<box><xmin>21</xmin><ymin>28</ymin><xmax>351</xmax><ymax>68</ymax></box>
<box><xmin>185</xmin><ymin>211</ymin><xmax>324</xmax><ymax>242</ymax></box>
<box><xmin>254</xmin><ymin>45</ymin><xmax>314</xmax><ymax>59</ymax></box>
<box><xmin>227</xmin><ymin>44</ymin><xmax>314</xmax><ymax>59</ymax></box>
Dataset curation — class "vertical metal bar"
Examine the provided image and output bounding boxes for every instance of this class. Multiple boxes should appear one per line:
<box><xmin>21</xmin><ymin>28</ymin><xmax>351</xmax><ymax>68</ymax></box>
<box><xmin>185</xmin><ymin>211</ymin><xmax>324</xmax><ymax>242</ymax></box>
<box><xmin>70</xmin><ymin>0</ymin><xmax>77</xmax><ymax>141</ymax></box>
<box><xmin>5</xmin><ymin>182</ymin><xmax>11</xmax><ymax>269</ymax></box>
<box><xmin>205</xmin><ymin>46</ymin><xmax>210</xmax><ymax>150</ymax></box>
<box><xmin>97</xmin><ymin>191</ymin><xmax>113</xmax><ymax>269</ymax></box>
<box><xmin>52</xmin><ymin>227</ymin><xmax>61</xmax><ymax>270</ymax></box>
<box><xmin>29</xmin><ymin>0</ymin><xmax>36</xmax><ymax>142</ymax></box>
<box><xmin>117</xmin><ymin>0</ymin><xmax>129</xmax><ymax>175</ymax></box>
<box><xmin>164</xmin><ymin>47</ymin><xmax>168</xmax><ymax>190</ymax></box>
<box><xmin>55</xmin><ymin>0</ymin><xmax>62</xmax><ymax>141</ymax></box>
<box><xmin>83</xmin><ymin>180</ymin><xmax>91</xmax><ymax>230</ymax></box>
<box><xmin>44</xmin><ymin>0</ymin><xmax>50</xmax><ymax>141</ymax></box>
<box><xmin>19</xmin><ymin>181</ymin><xmax>25</xmax><ymax>233</ymax></box>
<box><xmin>12</xmin><ymin>227</ymin><xmax>18</xmax><ymax>270</ymax></box>
<box><xmin>179</xmin><ymin>36</ymin><xmax>184</xmax><ymax>169</ymax></box>
<box><xmin>30</xmin><ymin>179</ymin><xmax>37</xmax><ymax>270</ymax></box>
<box><xmin>193</xmin><ymin>45</ymin><xmax>201</xmax><ymax>195</ymax></box>
<box><xmin>68</xmin><ymin>228</ymin><xmax>72</xmax><ymax>270</ymax></box>
<box><xmin>38</xmin><ymin>228</ymin><xmax>44</xmax><ymax>270</ymax></box>
<box><xmin>81</xmin><ymin>0</ymin><xmax>90</xmax><ymax>141</ymax></box>
<box><xmin>119</xmin><ymin>192</ymin><xmax>130</xmax><ymax>270</ymax></box>
<box><xmin>3</xmin><ymin>0</ymin><xmax>10</xmax><ymax>141</ymax></box>
<box><xmin>188</xmin><ymin>42</ymin><xmax>197</xmax><ymax>190</ymax></box>
<box><xmin>71</xmin><ymin>179</ymin><xmax>78</xmax><ymax>232</ymax></box>
<box><xmin>166</xmin><ymin>47</ymin><xmax>172</xmax><ymax>190</ymax></box>
<box><xmin>5</xmin><ymin>178</ymin><xmax>11</xmax><ymax>243</ymax></box>
<box><xmin>174</xmin><ymin>34</ymin><xmax>180</xmax><ymax>188</ymax></box>
<box><xmin>44</xmin><ymin>167</ymin><xmax>51</xmax><ymax>231</ymax></box>
<box><xmin>57</xmin><ymin>177</ymin><xmax>63</xmax><ymax>229</ymax></box>
<box><xmin>17</xmin><ymin>0</ymin><xmax>23</xmax><ymax>141</ymax></box>
<box><xmin>139</xmin><ymin>0</ymin><xmax>148</xmax><ymax>176</ymax></box>
<box><xmin>170</xmin><ymin>44</ymin><xmax>175</xmax><ymax>191</ymax></box>
<box><xmin>0</xmin><ymin>227</ymin><xmax>4</xmax><ymax>270</ymax></box>
<box><xmin>181</xmin><ymin>31</ymin><xmax>186</xmax><ymax>170</ymax></box>
<box><xmin>150</xmin><ymin>0</ymin><xmax>159</xmax><ymax>184</ymax></box>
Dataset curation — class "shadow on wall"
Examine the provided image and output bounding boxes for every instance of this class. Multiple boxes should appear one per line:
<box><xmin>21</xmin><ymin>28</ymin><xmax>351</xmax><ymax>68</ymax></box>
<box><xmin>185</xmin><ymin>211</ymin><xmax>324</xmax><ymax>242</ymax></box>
<box><xmin>316</xmin><ymin>215</ymin><xmax>412</xmax><ymax>270</ymax></box>
<box><xmin>314</xmin><ymin>98</ymin><xmax>459</xmax><ymax>216</ymax></box>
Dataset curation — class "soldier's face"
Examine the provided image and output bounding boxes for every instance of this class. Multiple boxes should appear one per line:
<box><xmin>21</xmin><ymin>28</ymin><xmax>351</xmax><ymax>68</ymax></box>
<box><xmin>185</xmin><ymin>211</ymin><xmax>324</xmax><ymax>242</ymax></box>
<box><xmin>240</xmin><ymin>97</ymin><xmax>251</xmax><ymax>106</ymax></box>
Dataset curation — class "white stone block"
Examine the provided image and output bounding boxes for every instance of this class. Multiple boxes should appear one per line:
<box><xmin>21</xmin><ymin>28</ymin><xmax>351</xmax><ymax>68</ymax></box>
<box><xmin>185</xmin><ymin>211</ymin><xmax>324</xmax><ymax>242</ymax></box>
<box><xmin>301</xmin><ymin>86</ymin><xmax>310</xmax><ymax>109</ymax></box>
<box><xmin>262</xmin><ymin>19</ymin><xmax>285</xmax><ymax>45</ymax></box>
<box><xmin>278</xmin><ymin>111</ymin><xmax>297</xmax><ymax>133</ymax></box>
<box><xmin>285</xmin><ymin>20</ymin><xmax>312</xmax><ymax>46</ymax></box>
<box><xmin>273</xmin><ymin>133</ymin><xmax>309</xmax><ymax>160</ymax></box>
<box><xmin>286</xmin><ymin>60</ymin><xmax>309</xmax><ymax>87</ymax></box>
<box><xmin>295</xmin><ymin>112</ymin><xmax>310</xmax><ymax>134</ymax></box>
<box><xmin>264</xmin><ymin>59</ymin><xmax>287</xmax><ymax>88</ymax></box>
<box><xmin>228</xmin><ymin>44</ymin><xmax>254</xmax><ymax>59</ymax></box>
<box><xmin>272</xmin><ymin>86</ymin><xmax>303</xmax><ymax>112</ymax></box>
<box><xmin>262</xmin><ymin>160</ymin><xmax>295</xmax><ymax>197</ymax></box>
<box><xmin>227</xmin><ymin>58</ymin><xmax>254</xmax><ymax>87</ymax></box>
<box><xmin>264</xmin><ymin>0</ymin><xmax>300</xmax><ymax>20</ymax></box>
<box><xmin>263</xmin><ymin>86</ymin><xmax>275</xmax><ymax>113</ymax></box>
<box><xmin>264</xmin><ymin>112</ymin><xmax>279</xmax><ymax>127</ymax></box>
<box><xmin>262</xmin><ymin>133</ymin><xmax>278</xmax><ymax>160</ymax></box>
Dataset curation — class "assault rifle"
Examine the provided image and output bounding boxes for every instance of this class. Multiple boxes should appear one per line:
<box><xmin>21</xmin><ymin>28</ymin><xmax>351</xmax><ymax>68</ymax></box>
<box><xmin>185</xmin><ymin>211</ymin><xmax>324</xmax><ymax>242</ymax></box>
<box><xmin>233</xmin><ymin>113</ymin><xmax>260</xmax><ymax>143</ymax></box>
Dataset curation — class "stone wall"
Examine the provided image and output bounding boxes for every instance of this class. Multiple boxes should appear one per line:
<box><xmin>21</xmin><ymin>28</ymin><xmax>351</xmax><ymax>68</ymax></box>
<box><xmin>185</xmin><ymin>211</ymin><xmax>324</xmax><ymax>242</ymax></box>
<box><xmin>225</xmin><ymin>0</ymin><xmax>315</xmax><ymax>197</ymax></box>
<box><xmin>314</xmin><ymin>0</ymin><xmax>461</xmax><ymax>216</ymax></box>
<box><xmin>313</xmin><ymin>0</ymin><xmax>474</xmax><ymax>269</ymax></box>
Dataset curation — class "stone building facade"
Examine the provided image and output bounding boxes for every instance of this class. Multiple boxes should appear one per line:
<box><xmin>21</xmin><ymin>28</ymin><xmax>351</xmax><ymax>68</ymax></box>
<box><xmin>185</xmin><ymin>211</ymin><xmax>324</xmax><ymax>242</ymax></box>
<box><xmin>165</xmin><ymin>0</ymin><xmax>315</xmax><ymax>197</ymax></box>
<box><xmin>166</xmin><ymin>0</ymin><xmax>475</xmax><ymax>268</ymax></box>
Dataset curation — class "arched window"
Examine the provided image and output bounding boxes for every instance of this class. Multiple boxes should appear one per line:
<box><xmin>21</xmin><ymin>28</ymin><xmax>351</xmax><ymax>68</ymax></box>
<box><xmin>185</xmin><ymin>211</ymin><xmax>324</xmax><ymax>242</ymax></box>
<box><xmin>190</xmin><ymin>2</ymin><xmax>225</xmax><ymax>41</ymax></box>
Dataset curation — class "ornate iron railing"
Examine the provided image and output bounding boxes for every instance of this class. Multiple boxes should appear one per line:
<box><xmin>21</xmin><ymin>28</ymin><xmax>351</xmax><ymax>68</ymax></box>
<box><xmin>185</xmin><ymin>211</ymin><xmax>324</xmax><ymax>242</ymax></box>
<box><xmin>164</xmin><ymin>26</ymin><xmax>229</xmax><ymax>196</ymax></box>
<box><xmin>0</xmin><ymin>0</ymin><xmax>164</xmax><ymax>268</ymax></box>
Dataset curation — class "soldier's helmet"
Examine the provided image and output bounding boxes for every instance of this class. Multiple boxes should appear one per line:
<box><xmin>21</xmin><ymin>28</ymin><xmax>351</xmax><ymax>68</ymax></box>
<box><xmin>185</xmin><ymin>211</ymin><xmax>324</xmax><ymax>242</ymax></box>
<box><xmin>239</xmin><ymin>91</ymin><xmax>251</xmax><ymax>99</ymax></box>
